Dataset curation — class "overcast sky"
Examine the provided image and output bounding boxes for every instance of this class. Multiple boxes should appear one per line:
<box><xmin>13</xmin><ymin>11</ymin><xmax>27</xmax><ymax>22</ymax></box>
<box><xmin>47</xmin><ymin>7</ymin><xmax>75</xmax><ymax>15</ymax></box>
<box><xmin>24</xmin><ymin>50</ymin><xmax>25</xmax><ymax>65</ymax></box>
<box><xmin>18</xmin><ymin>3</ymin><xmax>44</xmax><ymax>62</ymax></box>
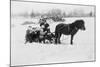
<box><xmin>11</xmin><ymin>1</ymin><xmax>95</xmax><ymax>15</ymax></box>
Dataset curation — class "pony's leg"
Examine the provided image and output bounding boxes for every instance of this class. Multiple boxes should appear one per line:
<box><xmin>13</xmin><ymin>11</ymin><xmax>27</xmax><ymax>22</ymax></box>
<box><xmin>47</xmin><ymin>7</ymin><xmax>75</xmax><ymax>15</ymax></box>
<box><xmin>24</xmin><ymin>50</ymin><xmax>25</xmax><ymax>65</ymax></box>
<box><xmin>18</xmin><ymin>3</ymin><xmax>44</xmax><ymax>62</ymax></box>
<box><xmin>55</xmin><ymin>33</ymin><xmax>58</xmax><ymax>44</ymax></box>
<box><xmin>24</xmin><ymin>40</ymin><xmax>28</xmax><ymax>44</ymax></box>
<box><xmin>24</xmin><ymin>38</ymin><xmax>28</xmax><ymax>44</ymax></box>
<box><xmin>55</xmin><ymin>32</ymin><xmax>61</xmax><ymax>44</ymax></box>
<box><xmin>24</xmin><ymin>35</ymin><xmax>29</xmax><ymax>44</ymax></box>
<box><xmin>43</xmin><ymin>38</ymin><xmax>45</xmax><ymax>44</ymax></box>
<box><xmin>58</xmin><ymin>33</ymin><xmax>61</xmax><ymax>44</ymax></box>
<box><xmin>55</xmin><ymin>37</ymin><xmax>57</xmax><ymax>44</ymax></box>
<box><xmin>39</xmin><ymin>39</ymin><xmax>42</xmax><ymax>43</ymax></box>
<box><xmin>71</xmin><ymin>35</ymin><xmax>74</xmax><ymax>45</ymax></box>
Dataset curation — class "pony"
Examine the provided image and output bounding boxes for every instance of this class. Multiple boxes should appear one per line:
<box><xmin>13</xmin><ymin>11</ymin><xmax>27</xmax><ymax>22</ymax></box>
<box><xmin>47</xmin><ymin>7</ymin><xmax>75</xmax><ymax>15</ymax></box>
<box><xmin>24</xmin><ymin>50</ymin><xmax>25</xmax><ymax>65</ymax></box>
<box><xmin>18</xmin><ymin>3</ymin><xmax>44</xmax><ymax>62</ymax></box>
<box><xmin>55</xmin><ymin>19</ymin><xmax>86</xmax><ymax>45</ymax></box>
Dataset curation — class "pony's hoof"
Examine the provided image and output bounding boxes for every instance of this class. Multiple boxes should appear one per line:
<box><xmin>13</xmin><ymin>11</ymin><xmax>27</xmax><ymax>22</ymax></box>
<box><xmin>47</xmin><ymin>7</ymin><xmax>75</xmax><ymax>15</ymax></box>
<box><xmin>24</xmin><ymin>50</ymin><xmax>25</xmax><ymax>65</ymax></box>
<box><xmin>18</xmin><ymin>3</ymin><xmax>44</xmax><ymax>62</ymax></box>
<box><xmin>71</xmin><ymin>43</ymin><xmax>73</xmax><ymax>45</ymax></box>
<box><xmin>54</xmin><ymin>43</ymin><xmax>57</xmax><ymax>45</ymax></box>
<box><xmin>59</xmin><ymin>42</ymin><xmax>61</xmax><ymax>44</ymax></box>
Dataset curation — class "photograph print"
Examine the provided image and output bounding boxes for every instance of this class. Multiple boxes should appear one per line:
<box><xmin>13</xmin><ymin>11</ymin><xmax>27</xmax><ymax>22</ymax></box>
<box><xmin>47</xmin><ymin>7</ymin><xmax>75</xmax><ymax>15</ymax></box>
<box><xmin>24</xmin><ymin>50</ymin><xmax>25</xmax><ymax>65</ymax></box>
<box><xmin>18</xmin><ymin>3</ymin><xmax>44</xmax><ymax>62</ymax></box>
<box><xmin>10</xmin><ymin>0</ymin><xmax>96</xmax><ymax>66</ymax></box>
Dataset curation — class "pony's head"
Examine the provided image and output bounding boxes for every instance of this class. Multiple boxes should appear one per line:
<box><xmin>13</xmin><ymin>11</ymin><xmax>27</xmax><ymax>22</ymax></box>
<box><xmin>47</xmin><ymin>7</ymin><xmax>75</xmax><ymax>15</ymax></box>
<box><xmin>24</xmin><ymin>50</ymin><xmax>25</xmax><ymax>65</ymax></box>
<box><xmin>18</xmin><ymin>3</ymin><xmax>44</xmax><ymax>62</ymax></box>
<box><xmin>74</xmin><ymin>20</ymin><xmax>86</xmax><ymax>30</ymax></box>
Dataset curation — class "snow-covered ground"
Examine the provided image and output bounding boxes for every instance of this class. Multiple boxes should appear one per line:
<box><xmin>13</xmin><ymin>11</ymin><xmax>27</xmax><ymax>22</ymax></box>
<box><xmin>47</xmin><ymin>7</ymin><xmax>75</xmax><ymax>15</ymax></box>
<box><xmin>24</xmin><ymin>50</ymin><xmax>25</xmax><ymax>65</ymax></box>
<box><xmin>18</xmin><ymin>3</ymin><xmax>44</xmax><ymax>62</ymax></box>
<box><xmin>11</xmin><ymin>17</ymin><xmax>95</xmax><ymax>66</ymax></box>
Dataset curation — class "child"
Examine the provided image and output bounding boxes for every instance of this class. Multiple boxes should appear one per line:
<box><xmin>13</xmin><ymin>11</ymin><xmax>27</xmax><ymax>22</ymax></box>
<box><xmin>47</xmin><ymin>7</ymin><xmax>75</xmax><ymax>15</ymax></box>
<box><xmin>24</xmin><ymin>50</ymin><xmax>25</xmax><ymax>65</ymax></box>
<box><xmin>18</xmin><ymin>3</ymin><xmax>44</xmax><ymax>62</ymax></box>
<box><xmin>39</xmin><ymin>25</ymin><xmax>47</xmax><ymax>43</ymax></box>
<box><xmin>40</xmin><ymin>18</ymin><xmax>50</xmax><ymax>34</ymax></box>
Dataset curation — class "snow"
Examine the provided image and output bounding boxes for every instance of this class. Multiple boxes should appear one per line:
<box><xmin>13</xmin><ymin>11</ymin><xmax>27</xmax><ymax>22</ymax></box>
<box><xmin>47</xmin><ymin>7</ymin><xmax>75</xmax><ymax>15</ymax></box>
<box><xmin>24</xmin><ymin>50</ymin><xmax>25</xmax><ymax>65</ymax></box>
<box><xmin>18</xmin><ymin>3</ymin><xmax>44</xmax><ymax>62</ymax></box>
<box><xmin>11</xmin><ymin>17</ymin><xmax>95</xmax><ymax>66</ymax></box>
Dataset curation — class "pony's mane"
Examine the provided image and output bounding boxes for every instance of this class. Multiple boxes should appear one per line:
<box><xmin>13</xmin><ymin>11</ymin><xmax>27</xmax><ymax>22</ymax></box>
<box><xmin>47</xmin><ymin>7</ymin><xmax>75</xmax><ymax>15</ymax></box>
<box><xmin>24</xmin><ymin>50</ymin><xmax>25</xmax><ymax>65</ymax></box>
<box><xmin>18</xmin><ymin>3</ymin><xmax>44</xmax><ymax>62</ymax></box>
<box><xmin>71</xmin><ymin>19</ymin><xmax>84</xmax><ymax>25</ymax></box>
<box><xmin>69</xmin><ymin>19</ymin><xmax>84</xmax><ymax>29</ymax></box>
